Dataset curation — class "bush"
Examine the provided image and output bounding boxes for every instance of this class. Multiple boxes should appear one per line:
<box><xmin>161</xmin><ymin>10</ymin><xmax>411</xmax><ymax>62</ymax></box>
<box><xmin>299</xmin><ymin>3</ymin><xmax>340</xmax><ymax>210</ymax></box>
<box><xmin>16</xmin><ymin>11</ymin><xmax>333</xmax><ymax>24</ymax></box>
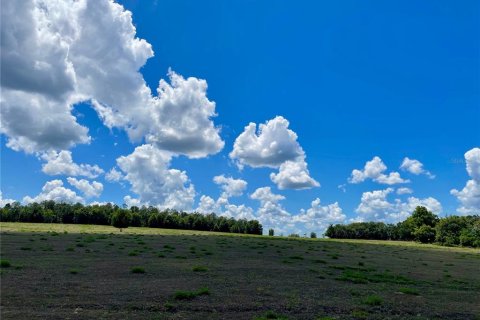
<box><xmin>414</xmin><ymin>225</ymin><xmax>436</xmax><ymax>243</ymax></box>
<box><xmin>111</xmin><ymin>210</ymin><xmax>131</xmax><ymax>231</ymax></box>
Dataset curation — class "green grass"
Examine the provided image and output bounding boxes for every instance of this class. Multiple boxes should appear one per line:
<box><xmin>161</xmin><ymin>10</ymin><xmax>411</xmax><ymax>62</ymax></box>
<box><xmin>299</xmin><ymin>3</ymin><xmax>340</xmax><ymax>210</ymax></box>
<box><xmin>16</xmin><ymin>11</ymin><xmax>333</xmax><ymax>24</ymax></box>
<box><xmin>130</xmin><ymin>266</ymin><xmax>145</xmax><ymax>274</ymax></box>
<box><xmin>363</xmin><ymin>295</ymin><xmax>383</xmax><ymax>306</ymax></box>
<box><xmin>398</xmin><ymin>287</ymin><xmax>420</xmax><ymax>295</ymax></box>
<box><xmin>69</xmin><ymin>268</ymin><xmax>79</xmax><ymax>274</ymax></box>
<box><xmin>192</xmin><ymin>266</ymin><xmax>208</xmax><ymax>272</ymax></box>
<box><xmin>254</xmin><ymin>310</ymin><xmax>289</xmax><ymax>320</ymax></box>
<box><xmin>173</xmin><ymin>287</ymin><xmax>210</xmax><ymax>300</ymax></box>
<box><xmin>0</xmin><ymin>259</ymin><xmax>11</xmax><ymax>268</ymax></box>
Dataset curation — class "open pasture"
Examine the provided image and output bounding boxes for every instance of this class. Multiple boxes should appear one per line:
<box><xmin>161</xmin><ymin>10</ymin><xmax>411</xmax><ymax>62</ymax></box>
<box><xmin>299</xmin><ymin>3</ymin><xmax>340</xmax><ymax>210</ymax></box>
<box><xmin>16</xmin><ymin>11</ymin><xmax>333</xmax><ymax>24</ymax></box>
<box><xmin>1</xmin><ymin>223</ymin><xmax>479</xmax><ymax>319</ymax></box>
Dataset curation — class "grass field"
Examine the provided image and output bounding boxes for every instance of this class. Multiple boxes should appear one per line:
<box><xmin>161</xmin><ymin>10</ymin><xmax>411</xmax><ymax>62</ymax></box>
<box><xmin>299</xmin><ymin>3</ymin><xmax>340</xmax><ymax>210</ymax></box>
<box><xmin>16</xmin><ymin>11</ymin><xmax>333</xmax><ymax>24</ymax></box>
<box><xmin>1</xmin><ymin>222</ymin><xmax>479</xmax><ymax>320</ymax></box>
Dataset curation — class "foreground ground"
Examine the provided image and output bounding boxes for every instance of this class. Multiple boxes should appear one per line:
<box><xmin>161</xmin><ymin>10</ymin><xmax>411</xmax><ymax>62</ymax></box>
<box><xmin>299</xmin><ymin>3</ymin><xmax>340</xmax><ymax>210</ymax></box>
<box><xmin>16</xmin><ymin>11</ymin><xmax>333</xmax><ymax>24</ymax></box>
<box><xmin>1</xmin><ymin>223</ymin><xmax>479</xmax><ymax>320</ymax></box>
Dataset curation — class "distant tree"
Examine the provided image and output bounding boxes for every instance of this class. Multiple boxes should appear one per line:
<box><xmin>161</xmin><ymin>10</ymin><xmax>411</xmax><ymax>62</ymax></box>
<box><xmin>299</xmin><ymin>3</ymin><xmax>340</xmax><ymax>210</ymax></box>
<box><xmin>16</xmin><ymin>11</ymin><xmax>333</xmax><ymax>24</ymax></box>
<box><xmin>268</xmin><ymin>228</ymin><xmax>275</xmax><ymax>236</ymax></box>
<box><xmin>413</xmin><ymin>225</ymin><xmax>436</xmax><ymax>243</ymax></box>
<box><xmin>310</xmin><ymin>232</ymin><xmax>317</xmax><ymax>239</ymax></box>
<box><xmin>111</xmin><ymin>209</ymin><xmax>131</xmax><ymax>232</ymax></box>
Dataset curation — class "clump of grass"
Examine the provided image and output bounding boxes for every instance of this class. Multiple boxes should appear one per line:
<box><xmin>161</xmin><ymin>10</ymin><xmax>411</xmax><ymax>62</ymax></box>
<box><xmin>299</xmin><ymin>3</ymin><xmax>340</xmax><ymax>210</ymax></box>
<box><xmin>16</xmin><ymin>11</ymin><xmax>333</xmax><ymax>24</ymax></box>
<box><xmin>131</xmin><ymin>266</ymin><xmax>145</xmax><ymax>274</ymax></box>
<box><xmin>175</xmin><ymin>255</ymin><xmax>187</xmax><ymax>259</ymax></box>
<box><xmin>363</xmin><ymin>295</ymin><xmax>383</xmax><ymax>306</ymax></box>
<box><xmin>69</xmin><ymin>268</ymin><xmax>79</xmax><ymax>274</ymax></box>
<box><xmin>289</xmin><ymin>255</ymin><xmax>304</xmax><ymax>260</ymax></box>
<box><xmin>76</xmin><ymin>243</ymin><xmax>85</xmax><ymax>247</ymax></box>
<box><xmin>158</xmin><ymin>253</ymin><xmax>165</xmax><ymax>258</ymax></box>
<box><xmin>358</xmin><ymin>262</ymin><xmax>365</xmax><ymax>266</ymax></box>
<box><xmin>313</xmin><ymin>259</ymin><xmax>327</xmax><ymax>264</ymax></box>
<box><xmin>20</xmin><ymin>246</ymin><xmax>32</xmax><ymax>251</ymax></box>
<box><xmin>164</xmin><ymin>302</ymin><xmax>176</xmax><ymax>312</ymax></box>
<box><xmin>351</xmin><ymin>310</ymin><xmax>369</xmax><ymax>319</ymax></box>
<box><xmin>128</xmin><ymin>251</ymin><xmax>138</xmax><ymax>256</ymax></box>
<box><xmin>254</xmin><ymin>310</ymin><xmax>289</xmax><ymax>320</ymax></box>
<box><xmin>66</xmin><ymin>247</ymin><xmax>75</xmax><ymax>252</ymax></box>
<box><xmin>173</xmin><ymin>287</ymin><xmax>209</xmax><ymax>300</ymax></box>
<box><xmin>163</xmin><ymin>245</ymin><xmax>175</xmax><ymax>250</ymax></box>
<box><xmin>192</xmin><ymin>266</ymin><xmax>208</xmax><ymax>272</ymax></box>
<box><xmin>1</xmin><ymin>260</ymin><xmax>11</xmax><ymax>268</ymax></box>
<box><xmin>398</xmin><ymin>287</ymin><xmax>419</xmax><ymax>295</ymax></box>
<box><xmin>204</xmin><ymin>251</ymin><xmax>213</xmax><ymax>256</ymax></box>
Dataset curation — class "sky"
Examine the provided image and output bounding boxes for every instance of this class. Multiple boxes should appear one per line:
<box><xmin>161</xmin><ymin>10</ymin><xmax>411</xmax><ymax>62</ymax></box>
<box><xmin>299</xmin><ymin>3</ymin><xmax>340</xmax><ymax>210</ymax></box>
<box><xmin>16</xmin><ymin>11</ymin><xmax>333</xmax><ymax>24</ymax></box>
<box><xmin>1</xmin><ymin>0</ymin><xmax>479</xmax><ymax>235</ymax></box>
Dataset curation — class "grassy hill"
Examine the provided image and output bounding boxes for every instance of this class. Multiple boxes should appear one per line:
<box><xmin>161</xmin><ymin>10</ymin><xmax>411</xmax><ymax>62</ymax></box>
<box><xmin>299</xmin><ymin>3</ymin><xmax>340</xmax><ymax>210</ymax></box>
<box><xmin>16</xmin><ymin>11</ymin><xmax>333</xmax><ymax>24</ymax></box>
<box><xmin>1</xmin><ymin>222</ymin><xmax>479</xmax><ymax>319</ymax></box>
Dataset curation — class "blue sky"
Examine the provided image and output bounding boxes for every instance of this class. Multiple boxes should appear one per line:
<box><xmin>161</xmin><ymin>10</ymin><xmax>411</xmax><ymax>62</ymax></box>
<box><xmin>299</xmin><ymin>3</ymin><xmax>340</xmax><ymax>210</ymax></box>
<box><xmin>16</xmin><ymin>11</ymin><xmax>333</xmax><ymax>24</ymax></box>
<box><xmin>1</xmin><ymin>0</ymin><xmax>479</xmax><ymax>234</ymax></box>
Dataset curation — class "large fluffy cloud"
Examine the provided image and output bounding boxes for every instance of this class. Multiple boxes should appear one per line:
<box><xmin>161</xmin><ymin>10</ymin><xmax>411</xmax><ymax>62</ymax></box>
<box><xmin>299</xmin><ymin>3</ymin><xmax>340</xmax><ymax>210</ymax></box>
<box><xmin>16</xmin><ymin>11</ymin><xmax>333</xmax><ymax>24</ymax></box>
<box><xmin>400</xmin><ymin>157</ymin><xmax>435</xmax><ymax>179</ymax></box>
<box><xmin>293</xmin><ymin>198</ymin><xmax>346</xmax><ymax>233</ymax></box>
<box><xmin>1</xmin><ymin>0</ymin><xmax>223</xmax><ymax>158</ymax></box>
<box><xmin>67</xmin><ymin>177</ymin><xmax>103</xmax><ymax>198</ymax></box>
<box><xmin>23</xmin><ymin>180</ymin><xmax>84</xmax><ymax>204</ymax></box>
<box><xmin>349</xmin><ymin>156</ymin><xmax>409</xmax><ymax>185</ymax></box>
<box><xmin>213</xmin><ymin>175</ymin><xmax>247</xmax><ymax>198</ymax></box>
<box><xmin>116</xmin><ymin>144</ymin><xmax>195</xmax><ymax>211</ymax></box>
<box><xmin>230</xmin><ymin>116</ymin><xmax>318</xmax><ymax>189</ymax></box>
<box><xmin>41</xmin><ymin>150</ymin><xmax>103</xmax><ymax>178</ymax></box>
<box><xmin>450</xmin><ymin>148</ymin><xmax>480</xmax><ymax>214</ymax></box>
<box><xmin>354</xmin><ymin>188</ymin><xmax>442</xmax><ymax>223</ymax></box>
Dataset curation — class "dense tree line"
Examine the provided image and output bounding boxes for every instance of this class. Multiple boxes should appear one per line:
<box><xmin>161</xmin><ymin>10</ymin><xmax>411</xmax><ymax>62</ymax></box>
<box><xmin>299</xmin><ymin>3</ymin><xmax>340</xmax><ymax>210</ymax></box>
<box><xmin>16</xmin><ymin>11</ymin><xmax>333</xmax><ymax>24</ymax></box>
<box><xmin>0</xmin><ymin>201</ymin><xmax>263</xmax><ymax>235</ymax></box>
<box><xmin>325</xmin><ymin>206</ymin><xmax>480</xmax><ymax>248</ymax></box>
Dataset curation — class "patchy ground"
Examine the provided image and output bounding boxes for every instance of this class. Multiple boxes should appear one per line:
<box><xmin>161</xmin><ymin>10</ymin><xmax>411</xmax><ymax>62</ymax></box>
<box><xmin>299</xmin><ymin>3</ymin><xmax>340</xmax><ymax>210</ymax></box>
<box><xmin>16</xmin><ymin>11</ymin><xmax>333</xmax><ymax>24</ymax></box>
<box><xmin>1</xmin><ymin>223</ymin><xmax>479</xmax><ymax>320</ymax></box>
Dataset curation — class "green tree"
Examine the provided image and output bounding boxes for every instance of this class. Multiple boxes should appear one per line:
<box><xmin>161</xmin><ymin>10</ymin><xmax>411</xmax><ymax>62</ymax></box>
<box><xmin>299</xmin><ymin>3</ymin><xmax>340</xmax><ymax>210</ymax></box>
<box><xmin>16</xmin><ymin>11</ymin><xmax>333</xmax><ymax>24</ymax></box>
<box><xmin>310</xmin><ymin>232</ymin><xmax>317</xmax><ymax>239</ymax></box>
<box><xmin>268</xmin><ymin>228</ymin><xmax>274</xmax><ymax>236</ymax></box>
<box><xmin>111</xmin><ymin>209</ymin><xmax>131</xmax><ymax>232</ymax></box>
<box><xmin>413</xmin><ymin>225</ymin><xmax>436</xmax><ymax>243</ymax></box>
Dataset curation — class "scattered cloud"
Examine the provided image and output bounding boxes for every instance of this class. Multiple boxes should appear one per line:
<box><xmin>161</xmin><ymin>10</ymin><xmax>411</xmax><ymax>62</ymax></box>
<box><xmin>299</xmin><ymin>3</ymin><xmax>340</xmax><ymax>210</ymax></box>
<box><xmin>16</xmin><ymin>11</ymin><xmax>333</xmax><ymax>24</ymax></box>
<box><xmin>400</xmin><ymin>157</ymin><xmax>435</xmax><ymax>179</ymax></box>
<box><xmin>230</xmin><ymin>116</ymin><xmax>318</xmax><ymax>189</ymax></box>
<box><xmin>213</xmin><ymin>175</ymin><xmax>247</xmax><ymax>198</ymax></box>
<box><xmin>396</xmin><ymin>187</ymin><xmax>413</xmax><ymax>195</ymax></box>
<box><xmin>41</xmin><ymin>150</ymin><xmax>104</xmax><ymax>178</ymax></box>
<box><xmin>116</xmin><ymin>144</ymin><xmax>195</xmax><ymax>211</ymax></box>
<box><xmin>105</xmin><ymin>167</ymin><xmax>124</xmax><ymax>182</ymax></box>
<box><xmin>354</xmin><ymin>188</ymin><xmax>442</xmax><ymax>223</ymax></box>
<box><xmin>67</xmin><ymin>177</ymin><xmax>103</xmax><ymax>198</ymax></box>
<box><xmin>348</xmin><ymin>156</ymin><xmax>409</xmax><ymax>185</ymax></box>
<box><xmin>23</xmin><ymin>180</ymin><xmax>84</xmax><ymax>204</ymax></box>
<box><xmin>450</xmin><ymin>147</ymin><xmax>480</xmax><ymax>214</ymax></box>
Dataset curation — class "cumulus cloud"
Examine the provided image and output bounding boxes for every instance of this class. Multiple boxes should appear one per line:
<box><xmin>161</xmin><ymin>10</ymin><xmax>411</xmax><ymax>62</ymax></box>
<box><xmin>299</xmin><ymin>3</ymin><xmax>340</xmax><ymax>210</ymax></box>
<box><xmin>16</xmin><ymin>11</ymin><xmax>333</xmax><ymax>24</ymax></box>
<box><xmin>23</xmin><ymin>180</ymin><xmax>84</xmax><ymax>204</ymax></box>
<box><xmin>396</xmin><ymin>187</ymin><xmax>413</xmax><ymax>195</ymax></box>
<box><xmin>196</xmin><ymin>195</ymin><xmax>220</xmax><ymax>214</ymax></box>
<box><xmin>117</xmin><ymin>144</ymin><xmax>195</xmax><ymax>211</ymax></box>
<box><xmin>105</xmin><ymin>167</ymin><xmax>124</xmax><ymax>182</ymax></box>
<box><xmin>270</xmin><ymin>157</ymin><xmax>320</xmax><ymax>190</ymax></box>
<box><xmin>293</xmin><ymin>198</ymin><xmax>346</xmax><ymax>234</ymax></box>
<box><xmin>354</xmin><ymin>188</ymin><xmax>442</xmax><ymax>223</ymax></box>
<box><xmin>400</xmin><ymin>157</ymin><xmax>435</xmax><ymax>179</ymax></box>
<box><xmin>67</xmin><ymin>177</ymin><xmax>103</xmax><ymax>198</ymax></box>
<box><xmin>41</xmin><ymin>150</ymin><xmax>103</xmax><ymax>178</ymax></box>
<box><xmin>250</xmin><ymin>187</ymin><xmax>291</xmax><ymax>231</ymax></box>
<box><xmin>213</xmin><ymin>175</ymin><xmax>247</xmax><ymax>198</ymax></box>
<box><xmin>348</xmin><ymin>156</ymin><xmax>409</xmax><ymax>185</ymax></box>
<box><xmin>450</xmin><ymin>147</ymin><xmax>480</xmax><ymax>214</ymax></box>
<box><xmin>1</xmin><ymin>0</ymin><xmax>223</xmax><ymax>158</ymax></box>
<box><xmin>230</xmin><ymin>116</ymin><xmax>318</xmax><ymax>189</ymax></box>
<box><xmin>0</xmin><ymin>191</ymin><xmax>16</xmax><ymax>207</ymax></box>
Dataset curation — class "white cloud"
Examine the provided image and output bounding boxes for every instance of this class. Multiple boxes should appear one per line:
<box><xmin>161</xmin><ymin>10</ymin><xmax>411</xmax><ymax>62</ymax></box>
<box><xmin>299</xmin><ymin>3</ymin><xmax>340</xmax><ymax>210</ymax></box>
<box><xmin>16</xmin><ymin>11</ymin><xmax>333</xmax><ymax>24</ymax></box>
<box><xmin>451</xmin><ymin>147</ymin><xmax>480</xmax><ymax>214</ymax></box>
<box><xmin>116</xmin><ymin>144</ymin><xmax>195</xmax><ymax>211</ymax></box>
<box><xmin>230</xmin><ymin>116</ymin><xmax>318</xmax><ymax>189</ymax></box>
<box><xmin>105</xmin><ymin>167</ymin><xmax>124</xmax><ymax>182</ymax></box>
<box><xmin>396</xmin><ymin>187</ymin><xmax>413</xmax><ymax>195</ymax></box>
<box><xmin>196</xmin><ymin>195</ymin><xmax>219</xmax><ymax>214</ymax></box>
<box><xmin>67</xmin><ymin>177</ymin><xmax>103</xmax><ymax>198</ymax></box>
<box><xmin>400</xmin><ymin>157</ymin><xmax>435</xmax><ymax>179</ymax></box>
<box><xmin>41</xmin><ymin>150</ymin><xmax>104</xmax><ymax>178</ymax></box>
<box><xmin>230</xmin><ymin>116</ymin><xmax>303</xmax><ymax>168</ymax></box>
<box><xmin>348</xmin><ymin>156</ymin><xmax>409</xmax><ymax>185</ymax></box>
<box><xmin>354</xmin><ymin>188</ymin><xmax>442</xmax><ymax>223</ymax></box>
<box><xmin>222</xmin><ymin>204</ymin><xmax>256</xmax><ymax>220</ymax></box>
<box><xmin>250</xmin><ymin>187</ymin><xmax>291</xmax><ymax>231</ymax></box>
<box><xmin>293</xmin><ymin>198</ymin><xmax>346</xmax><ymax>234</ymax></box>
<box><xmin>23</xmin><ymin>180</ymin><xmax>84</xmax><ymax>204</ymax></box>
<box><xmin>1</xmin><ymin>1</ymin><xmax>223</xmax><ymax>158</ymax></box>
<box><xmin>0</xmin><ymin>191</ymin><xmax>16</xmax><ymax>207</ymax></box>
<box><xmin>270</xmin><ymin>156</ymin><xmax>320</xmax><ymax>190</ymax></box>
<box><xmin>213</xmin><ymin>175</ymin><xmax>247</xmax><ymax>198</ymax></box>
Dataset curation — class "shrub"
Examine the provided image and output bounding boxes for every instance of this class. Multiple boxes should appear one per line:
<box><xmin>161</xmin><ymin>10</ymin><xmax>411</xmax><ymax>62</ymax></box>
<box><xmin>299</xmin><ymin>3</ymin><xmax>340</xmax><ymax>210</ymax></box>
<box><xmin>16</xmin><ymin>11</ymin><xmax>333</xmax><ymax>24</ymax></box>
<box><xmin>363</xmin><ymin>295</ymin><xmax>383</xmax><ymax>306</ymax></box>
<box><xmin>131</xmin><ymin>266</ymin><xmax>145</xmax><ymax>274</ymax></box>
<box><xmin>0</xmin><ymin>260</ymin><xmax>11</xmax><ymax>268</ymax></box>
<box><xmin>414</xmin><ymin>225</ymin><xmax>436</xmax><ymax>243</ymax></box>
<box><xmin>111</xmin><ymin>209</ymin><xmax>131</xmax><ymax>232</ymax></box>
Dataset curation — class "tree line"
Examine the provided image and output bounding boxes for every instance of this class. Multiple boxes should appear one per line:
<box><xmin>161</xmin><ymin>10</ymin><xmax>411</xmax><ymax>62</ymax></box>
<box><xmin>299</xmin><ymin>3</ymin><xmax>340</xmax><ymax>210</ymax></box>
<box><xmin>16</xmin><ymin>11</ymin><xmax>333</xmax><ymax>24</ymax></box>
<box><xmin>325</xmin><ymin>206</ymin><xmax>480</xmax><ymax>248</ymax></box>
<box><xmin>0</xmin><ymin>201</ymin><xmax>263</xmax><ymax>235</ymax></box>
